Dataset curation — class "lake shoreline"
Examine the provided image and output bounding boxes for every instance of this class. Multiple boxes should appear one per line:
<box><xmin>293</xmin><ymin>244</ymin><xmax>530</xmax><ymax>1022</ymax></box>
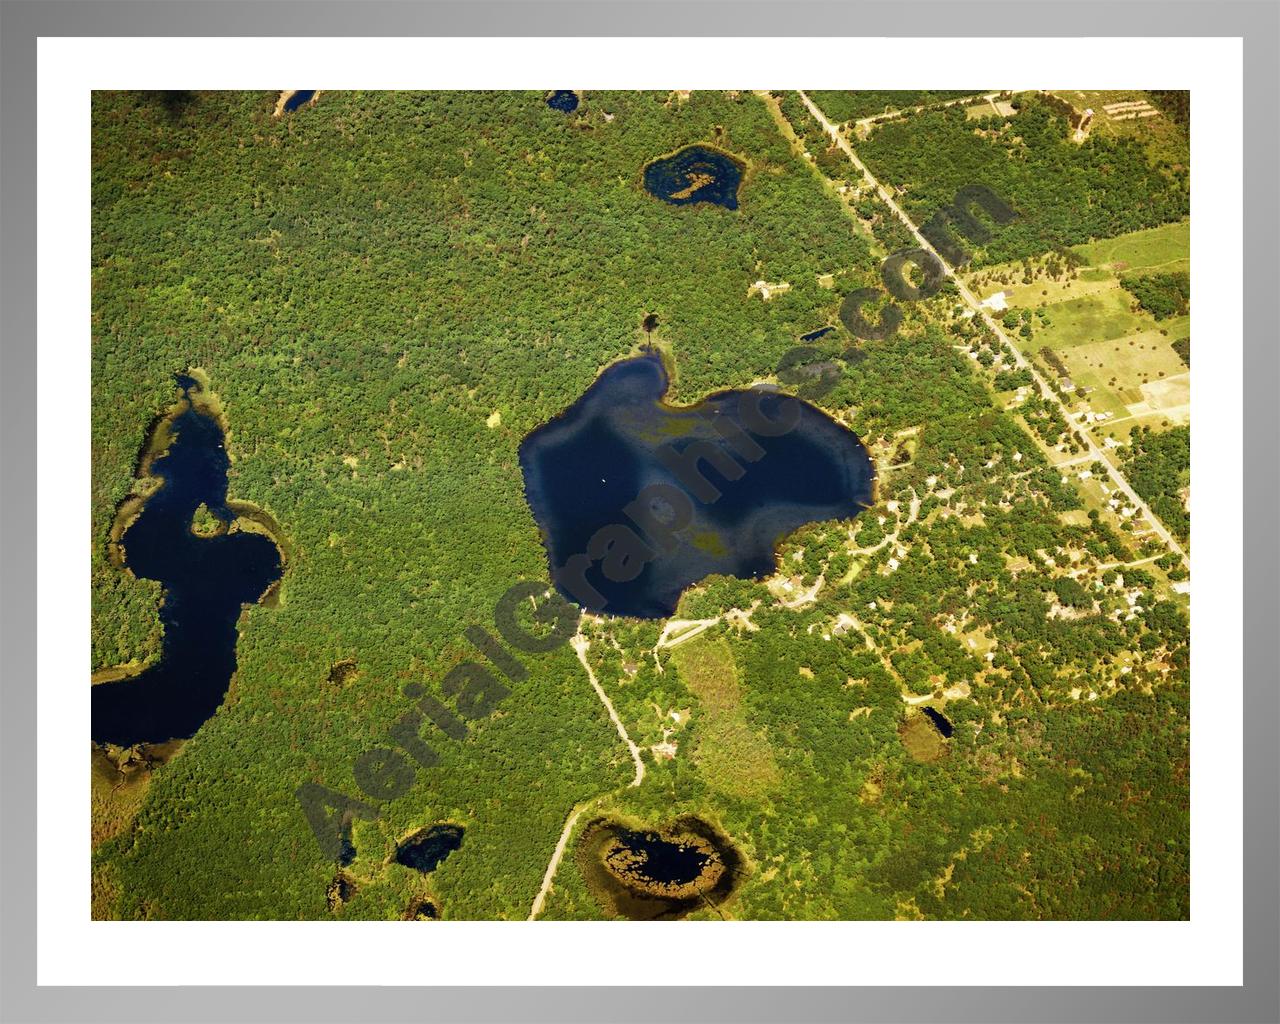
<box><xmin>91</xmin><ymin>371</ymin><xmax>286</xmax><ymax>749</ymax></box>
<box><xmin>99</xmin><ymin>370</ymin><xmax>289</xmax><ymax>662</ymax></box>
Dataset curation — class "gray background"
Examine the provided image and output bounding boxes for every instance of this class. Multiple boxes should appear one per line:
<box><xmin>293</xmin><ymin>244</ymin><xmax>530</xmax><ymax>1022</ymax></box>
<box><xmin>1</xmin><ymin>2</ymin><xmax>1275</xmax><ymax>1021</ymax></box>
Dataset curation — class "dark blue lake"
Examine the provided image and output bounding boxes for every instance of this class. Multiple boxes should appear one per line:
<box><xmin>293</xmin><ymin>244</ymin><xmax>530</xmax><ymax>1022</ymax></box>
<box><xmin>643</xmin><ymin>145</ymin><xmax>744</xmax><ymax>210</ymax></box>
<box><xmin>610</xmin><ymin>829</ymin><xmax>711</xmax><ymax>886</ymax></box>
<box><xmin>518</xmin><ymin>352</ymin><xmax>875</xmax><ymax>618</ymax></box>
<box><xmin>921</xmin><ymin>706</ymin><xmax>954</xmax><ymax>738</ymax></box>
<box><xmin>283</xmin><ymin>91</ymin><xmax>315</xmax><ymax>112</ymax></box>
<box><xmin>546</xmin><ymin>90</ymin><xmax>579</xmax><ymax>112</ymax></box>
<box><xmin>91</xmin><ymin>377</ymin><xmax>282</xmax><ymax>747</ymax></box>
<box><xmin>800</xmin><ymin>326</ymin><xmax>835</xmax><ymax>342</ymax></box>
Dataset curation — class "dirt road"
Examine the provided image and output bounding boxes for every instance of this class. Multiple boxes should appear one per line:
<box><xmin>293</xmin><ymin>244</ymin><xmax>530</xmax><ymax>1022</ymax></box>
<box><xmin>527</xmin><ymin>635</ymin><xmax>646</xmax><ymax>920</ymax></box>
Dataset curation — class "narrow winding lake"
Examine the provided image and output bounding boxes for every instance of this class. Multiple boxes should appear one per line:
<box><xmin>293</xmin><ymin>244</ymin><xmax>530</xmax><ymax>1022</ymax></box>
<box><xmin>91</xmin><ymin>377</ymin><xmax>282</xmax><ymax>747</ymax></box>
<box><xmin>519</xmin><ymin>352</ymin><xmax>874</xmax><ymax>618</ymax></box>
<box><xmin>643</xmin><ymin>145</ymin><xmax>744</xmax><ymax>209</ymax></box>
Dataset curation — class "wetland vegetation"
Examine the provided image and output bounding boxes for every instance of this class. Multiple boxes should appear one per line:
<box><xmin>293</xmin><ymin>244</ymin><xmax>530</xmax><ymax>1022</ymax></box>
<box><xmin>576</xmin><ymin>816</ymin><xmax>744</xmax><ymax>919</ymax></box>
<box><xmin>642</xmin><ymin>144</ymin><xmax>745</xmax><ymax>209</ymax></box>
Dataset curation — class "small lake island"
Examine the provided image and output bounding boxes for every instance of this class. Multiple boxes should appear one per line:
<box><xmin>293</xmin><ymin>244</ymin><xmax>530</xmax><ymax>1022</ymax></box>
<box><xmin>519</xmin><ymin>352</ymin><xmax>875</xmax><ymax>618</ymax></box>
<box><xmin>643</xmin><ymin>144</ymin><xmax>745</xmax><ymax>209</ymax></box>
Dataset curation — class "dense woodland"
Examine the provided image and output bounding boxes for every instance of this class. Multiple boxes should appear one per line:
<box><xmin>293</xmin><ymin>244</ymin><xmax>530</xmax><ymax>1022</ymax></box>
<box><xmin>1119</xmin><ymin>426</ymin><xmax>1191</xmax><ymax>545</ymax></box>
<box><xmin>91</xmin><ymin>89</ymin><xmax>1189</xmax><ymax>921</ymax></box>
<box><xmin>1120</xmin><ymin>271</ymin><xmax>1191</xmax><ymax>320</ymax></box>
<box><xmin>853</xmin><ymin>94</ymin><xmax>1189</xmax><ymax>266</ymax></box>
<box><xmin>1148</xmin><ymin>91</ymin><xmax>1191</xmax><ymax>132</ymax></box>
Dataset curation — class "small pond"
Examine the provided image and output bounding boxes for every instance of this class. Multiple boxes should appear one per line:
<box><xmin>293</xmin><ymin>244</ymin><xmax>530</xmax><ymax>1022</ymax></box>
<box><xmin>921</xmin><ymin>706</ymin><xmax>954</xmax><ymax>738</ymax></box>
<box><xmin>642</xmin><ymin>145</ymin><xmax>744</xmax><ymax>209</ymax></box>
<box><xmin>546</xmin><ymin>90</ymin><xmax>579</xmax><ymax>112</ymax></box>
<box><xmin>91</xmin><ymin>376</ymin><xmax>283</xmax><ymax>747</ymax></box>
<box><xmin>518</xmin><ymin>352</ymin><xmax>875</xmax><ymax>618</ymax></box>
<box><xmin>393</xmin><ymin>824</ymin><xmax>465</xmax><ymax>873</ymax></box>
<box><xmin>800</xmin><ymin>326</ymin><xmax>835</xmax><ymax>342</ymax></box>
<box><xmin>577</xmin><ymin>816</ymin><xmax>744</xmax><ymax>920</ymax></box>
<box><xmin>337</xmin><ymin>833</ymin><xmax>357</xmax><ymax>867</ymax></box>
<box><xmin>283</xmin><ymin>90</ymin><xmax>316</xmax><ymax>112</ymax></box>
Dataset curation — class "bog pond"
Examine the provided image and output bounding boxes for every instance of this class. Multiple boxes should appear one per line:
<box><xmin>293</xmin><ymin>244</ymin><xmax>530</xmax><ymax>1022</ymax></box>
<box><xmin>283</xmin><ymin>90</ymin><xmax>316</xmax><ymax>112</ymax></box>
<box><xmin>393</xmin><ymin>824</ymin><xmax>465</xmax><ymax>873</ymax></box>
<box><xmin>91</xmin><ymin>376</ymin><xmax>282</xmax><ymax>747</ymax></box>
<box><xmin>546</xmin><ymin>90</ymin><xmax>579</xmax><ymax>112</ymax></box>
<box><xmin>576</xmin><ymin>816</ymin><xmax>744</xmax><ymax>920</ymax></box>
<box><xmin>643</xmin><ymin>145</ymin><xmax>744</xmax><ymax>209</ymax></box>
<box><xmin>518</xmin><ymin>352</ymin><xmax>875</xmax><ymax>618</ymax></box>
<box><xmin>921</xmin><ymin>706</ymin><xmax>954</xmax><ymax>738</ymax></box>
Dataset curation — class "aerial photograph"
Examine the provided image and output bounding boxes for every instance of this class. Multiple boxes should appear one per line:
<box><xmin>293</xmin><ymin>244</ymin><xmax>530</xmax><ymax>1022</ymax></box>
<box><xmin>90</xmin><ymin>88</ymin><xmax>1191</xmax><ymax>922</ymax></box>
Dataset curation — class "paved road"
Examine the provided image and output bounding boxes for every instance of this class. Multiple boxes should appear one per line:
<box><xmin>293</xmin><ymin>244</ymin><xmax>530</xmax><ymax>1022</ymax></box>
<box><xmin>797</xmin><ymin>91</ymin><xmax>1188</xmax><ymax>566</ymax></box>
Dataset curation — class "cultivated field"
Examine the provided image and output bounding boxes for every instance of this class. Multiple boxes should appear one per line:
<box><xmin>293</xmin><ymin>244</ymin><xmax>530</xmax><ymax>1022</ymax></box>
<box><xmin>1073</xmin><ymin>221</ymin><xmax>1190</xmax><ymax>276</ymax></box>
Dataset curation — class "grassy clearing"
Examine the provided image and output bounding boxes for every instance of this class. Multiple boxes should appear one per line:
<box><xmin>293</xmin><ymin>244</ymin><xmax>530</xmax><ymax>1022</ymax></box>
<box><xmin>972</xmin><ymin>223</ymin><xmax>1192</xmax><ymax>433</ymax></box>
<box><xmin>1037</xmin><ymin>290</ymin><xmax>1147</xmax><ymax>349</ymax></box>
<box><xmin>899</xmin><ymin>711</ymin><xmax>946</xmax><ymax>763</ymax></box>
<box><xmin>964</xmin><ymin>97</ymin><xmax>1013</xmax><ymax>121</ymax></box>
<box><xmin>669</xmin><ymin>636</ymin><xmax>780</xmax><ymax>799</ymax></box>
<box><xmin>1056</xmin><ymin>334</ymin><xmax>1188</xmax><ymax>418</ymax></box>
<box><xmin>1003</xmin><ymin>271</ymin><xmax>1115</xmax><ymax>308</ymax></box>
<box><xmin>1072</xmin><ymin>220</ymin><xmax>1189</xmax><ymax>275</ymax></box>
